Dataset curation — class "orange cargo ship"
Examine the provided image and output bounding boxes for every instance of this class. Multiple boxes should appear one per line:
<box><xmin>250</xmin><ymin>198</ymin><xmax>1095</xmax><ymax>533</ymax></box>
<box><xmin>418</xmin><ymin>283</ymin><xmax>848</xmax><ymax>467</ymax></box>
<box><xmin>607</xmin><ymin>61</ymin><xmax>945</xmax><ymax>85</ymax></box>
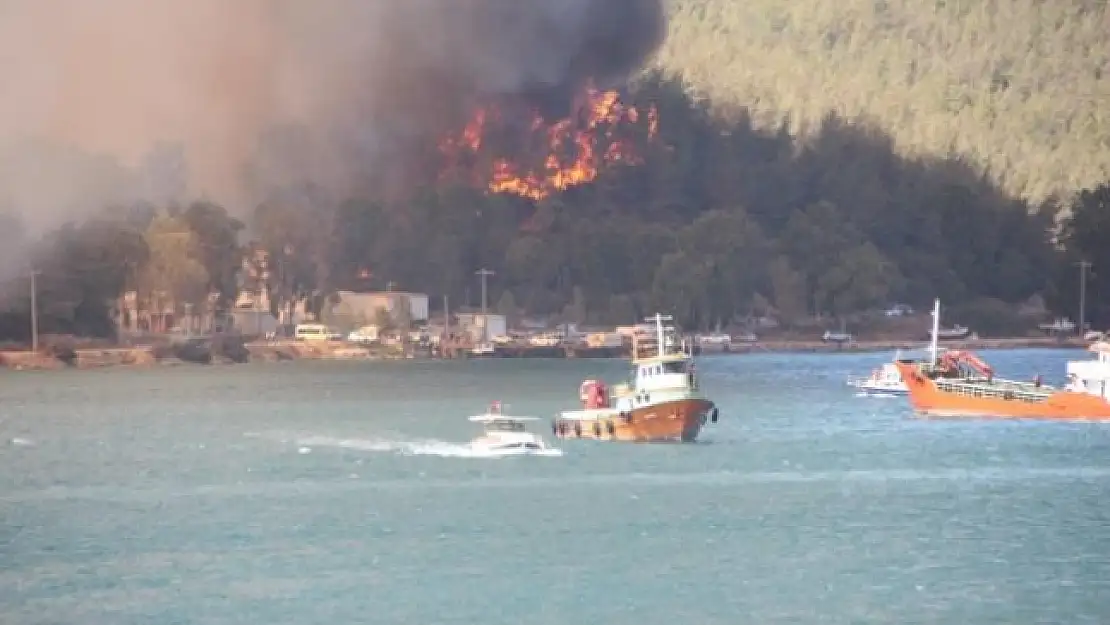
<box><xmin>552</xmin><ymin>313</ymin><xmax>719</xmax><ymax>442</ymax></box>
<box><xmin>895</xmin><ymin>300</ymin><xmax>1110</xmax><ymax>420</ymax></box>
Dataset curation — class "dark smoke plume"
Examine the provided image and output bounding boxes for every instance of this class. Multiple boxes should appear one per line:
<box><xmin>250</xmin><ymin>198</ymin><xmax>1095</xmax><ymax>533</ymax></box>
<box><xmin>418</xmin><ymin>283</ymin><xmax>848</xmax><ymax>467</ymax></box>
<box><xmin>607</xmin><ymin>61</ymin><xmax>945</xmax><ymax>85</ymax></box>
<box><xmin>380</xmin><ymin>0</ymin><xmax>667</xmax><ymax>119</ymax></box>
<box><xmin>0</xmin><ymin>0</ymin><xmax>666</xmax><ymax>229</ymax></box>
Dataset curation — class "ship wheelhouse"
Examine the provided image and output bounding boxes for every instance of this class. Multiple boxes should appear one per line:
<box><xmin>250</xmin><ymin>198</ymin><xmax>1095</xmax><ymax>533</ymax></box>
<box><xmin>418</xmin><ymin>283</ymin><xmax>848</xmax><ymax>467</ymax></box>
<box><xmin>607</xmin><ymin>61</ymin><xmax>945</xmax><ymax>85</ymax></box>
<box><xmin>1065</xmin><ymin>341</ymin><xmax>1110</xmax><ymax>400</ymax></box>
<box><xmin>630</xmin><ymin>357</ymin><xmax>695</xmax><ymax>392</ymax></box>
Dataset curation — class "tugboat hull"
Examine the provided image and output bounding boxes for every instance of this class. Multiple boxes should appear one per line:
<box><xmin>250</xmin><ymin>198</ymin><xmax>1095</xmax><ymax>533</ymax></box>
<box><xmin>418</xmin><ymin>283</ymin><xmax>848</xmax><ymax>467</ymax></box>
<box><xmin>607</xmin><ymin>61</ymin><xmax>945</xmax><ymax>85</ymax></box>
<box><xmin>553</xmin><ymin>398</ymin><xmax>716</xmax><ymax>443</ymax></box>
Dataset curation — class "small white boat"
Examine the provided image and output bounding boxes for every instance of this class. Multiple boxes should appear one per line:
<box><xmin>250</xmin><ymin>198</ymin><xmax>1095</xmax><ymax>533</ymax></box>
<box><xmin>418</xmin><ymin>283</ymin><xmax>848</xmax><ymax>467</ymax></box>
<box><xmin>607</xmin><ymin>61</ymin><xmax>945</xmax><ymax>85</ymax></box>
<box><xmin>848</xmin><ymin>361</ymin><xmax>908</xmax><ymax>396</ymax></box>
<box><xmin>470</xmin><ymin>342</ymin><xmax>497</xmax><ymax>356</ymax></box>
<box><xmin>467</xmin><ymin>403</ymin><xmax>561</xmax><ymax>456</ymax></box>
<box><xmin>695</xmin><ymin>332</ymin><xmax>732</xmax><ymax>353</ymax></box>
<box><xmin>936</xmin><ymin>325</ymin><xmax>971</xmax><ymax>340</ymax></box>
<box><xmin>849</xmin><ymin>346</ymin><xmax>946</xmax><ymax>396</ymax></box>
<box><xmin>822</xmin><ymin>330</ymin><xmax>853</xmax><ymax>343</ymax></box>
<box><xmin>1039</xmin><ymin>318</ymin><xmax>1077</xmax><ymax>333</ymax></box>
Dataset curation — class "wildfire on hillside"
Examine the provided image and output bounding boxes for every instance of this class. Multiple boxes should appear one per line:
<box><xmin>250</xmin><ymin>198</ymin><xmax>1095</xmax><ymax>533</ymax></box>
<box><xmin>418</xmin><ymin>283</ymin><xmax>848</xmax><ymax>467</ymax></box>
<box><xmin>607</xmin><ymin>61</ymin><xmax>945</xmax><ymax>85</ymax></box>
<box><xmin>439</xmin><ymin>83</ymin><xmax>659</xmax><ymax>200</ymax></box>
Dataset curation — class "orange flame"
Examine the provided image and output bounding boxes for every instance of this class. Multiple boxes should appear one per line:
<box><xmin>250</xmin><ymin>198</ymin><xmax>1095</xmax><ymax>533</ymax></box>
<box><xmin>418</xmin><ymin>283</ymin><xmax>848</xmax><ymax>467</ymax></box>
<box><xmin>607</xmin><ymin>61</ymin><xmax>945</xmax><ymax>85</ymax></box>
<box><xmin>440</xmin><ymin>85</ymin><xmax>659</xmax><ymax>200</ymax></box>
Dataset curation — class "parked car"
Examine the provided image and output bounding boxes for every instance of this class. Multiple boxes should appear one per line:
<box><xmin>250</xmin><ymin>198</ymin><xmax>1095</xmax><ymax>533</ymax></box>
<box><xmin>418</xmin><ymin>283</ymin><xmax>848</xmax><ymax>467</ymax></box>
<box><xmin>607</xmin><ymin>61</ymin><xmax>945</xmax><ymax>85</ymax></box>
<box><xmin>347</xmin><ymin>325</ymin><xmax>380</xmax><ymax>344</ymax></box>
<box><xmin>294</xmin><ymin>323</ymin><xmax>330</xmax><ymax>341</ymax></box>
<box><xmin>884</xmin><ymin>304</ymin><xmax>914</xmax><ymax>317</ymax></box>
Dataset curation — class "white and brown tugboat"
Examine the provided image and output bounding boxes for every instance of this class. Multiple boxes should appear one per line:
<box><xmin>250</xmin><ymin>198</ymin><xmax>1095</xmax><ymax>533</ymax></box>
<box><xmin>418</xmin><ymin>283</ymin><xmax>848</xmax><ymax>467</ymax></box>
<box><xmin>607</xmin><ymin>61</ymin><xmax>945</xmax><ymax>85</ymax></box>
<box><xmin>552</xmin><ymin>313</ymin><xmax>719</xmax><ymax>442</ymax></box>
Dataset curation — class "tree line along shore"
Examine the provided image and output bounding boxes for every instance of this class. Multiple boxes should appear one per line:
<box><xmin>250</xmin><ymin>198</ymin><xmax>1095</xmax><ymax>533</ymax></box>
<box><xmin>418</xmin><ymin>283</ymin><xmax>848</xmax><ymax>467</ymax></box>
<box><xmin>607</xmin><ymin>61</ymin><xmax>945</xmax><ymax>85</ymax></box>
<box><xmin>0</xmin><ymin>334</ymin><xmax>1091</xmax><ymax>372</ymax></box>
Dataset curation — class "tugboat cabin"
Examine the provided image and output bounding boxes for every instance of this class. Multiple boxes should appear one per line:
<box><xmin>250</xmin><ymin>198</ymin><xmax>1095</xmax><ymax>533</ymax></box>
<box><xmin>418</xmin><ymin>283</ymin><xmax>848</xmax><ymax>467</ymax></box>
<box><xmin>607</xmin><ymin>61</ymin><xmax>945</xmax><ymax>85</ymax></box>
<box><xmin>630</xmin><ymin>354</ymin><xmax>697</xmax><ymax>393</ymax></box>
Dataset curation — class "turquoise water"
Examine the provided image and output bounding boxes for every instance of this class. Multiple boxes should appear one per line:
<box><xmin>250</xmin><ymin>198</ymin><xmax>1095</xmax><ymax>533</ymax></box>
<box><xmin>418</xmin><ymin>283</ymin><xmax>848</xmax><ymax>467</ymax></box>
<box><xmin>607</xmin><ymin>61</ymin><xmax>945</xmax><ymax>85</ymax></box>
<box><xmin>2</xmin><ymin>349</ymin><xmax>1109</xmax><ymax>624</ymax></box>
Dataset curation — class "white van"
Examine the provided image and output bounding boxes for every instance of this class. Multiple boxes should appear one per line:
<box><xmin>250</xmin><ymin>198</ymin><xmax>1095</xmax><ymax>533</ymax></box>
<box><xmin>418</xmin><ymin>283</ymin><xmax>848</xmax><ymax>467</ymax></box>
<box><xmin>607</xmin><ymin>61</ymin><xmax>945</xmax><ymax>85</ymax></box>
<box><xmin>294</xmin><ymin>323</ymin><xmax>331</xmax><ymax>341</ymax></box>
<box><xmin>347</xmin><ymin>325</ymin><xmax>380</xmax><ymax>344</ymax></box>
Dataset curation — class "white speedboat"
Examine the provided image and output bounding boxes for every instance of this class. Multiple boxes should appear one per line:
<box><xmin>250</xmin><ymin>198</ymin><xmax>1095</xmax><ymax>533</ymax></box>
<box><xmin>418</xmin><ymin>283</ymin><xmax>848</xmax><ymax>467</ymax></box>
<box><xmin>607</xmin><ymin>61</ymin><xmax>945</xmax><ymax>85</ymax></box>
<box><xmin>467</xmin><ymin>404</ymin><xmax>561</xmax><ymax>456</ymax></box>
<box><xmin>848</xmin><ymin>347</ymin><xmax>947</xmax><ymax>396</ymax></box>
<box><xmin>848</xmin><ymin>361</ymin><xmax>908</xmax><ymax>396</ymax></box>
<box><xmin>470</xmin><ymin>342</ymin><xmax>497</xmax><ymax>357</ymax></box>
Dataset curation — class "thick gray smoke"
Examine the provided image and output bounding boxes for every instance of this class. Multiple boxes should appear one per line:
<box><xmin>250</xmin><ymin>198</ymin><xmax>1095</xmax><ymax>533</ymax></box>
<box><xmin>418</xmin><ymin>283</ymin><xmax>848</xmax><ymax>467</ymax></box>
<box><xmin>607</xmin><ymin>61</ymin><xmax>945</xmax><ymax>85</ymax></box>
<box><xmin>0</xmin><ymin>0</ymin><xmax>665</xmax><ymax>231</ymax></box>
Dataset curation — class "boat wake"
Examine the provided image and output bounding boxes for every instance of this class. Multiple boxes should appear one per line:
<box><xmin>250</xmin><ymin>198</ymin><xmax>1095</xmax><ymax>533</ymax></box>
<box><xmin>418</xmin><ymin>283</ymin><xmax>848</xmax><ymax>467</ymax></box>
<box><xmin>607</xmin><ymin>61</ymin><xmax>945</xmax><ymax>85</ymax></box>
<box><xmin>252</xmin><ymin>433</ymin><xmax>563</xmax><ymax>459</ymax></box>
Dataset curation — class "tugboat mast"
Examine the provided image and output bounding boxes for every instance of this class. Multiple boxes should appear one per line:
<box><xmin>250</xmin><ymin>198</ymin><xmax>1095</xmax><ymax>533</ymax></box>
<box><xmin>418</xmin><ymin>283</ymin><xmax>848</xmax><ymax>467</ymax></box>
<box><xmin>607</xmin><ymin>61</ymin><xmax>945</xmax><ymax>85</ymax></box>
<box><xmin>930</xmin><ymin>298</ymin><xmax>941</xmax><ymax>367</ymax></box>
<box><xmin>645</xmin><ymin>313</ymin><xmax>673</xmax><ymax>357</ymax></box>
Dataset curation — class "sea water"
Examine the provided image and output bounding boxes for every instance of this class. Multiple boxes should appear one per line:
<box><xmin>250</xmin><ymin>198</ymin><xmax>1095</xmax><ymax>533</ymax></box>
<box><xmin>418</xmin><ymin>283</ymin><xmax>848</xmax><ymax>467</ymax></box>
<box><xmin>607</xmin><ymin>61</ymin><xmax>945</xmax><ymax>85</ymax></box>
<box><xmin>1</xmin><ymin>349</ymin><xmax>1108</xmax><ymax>624</ymax></box>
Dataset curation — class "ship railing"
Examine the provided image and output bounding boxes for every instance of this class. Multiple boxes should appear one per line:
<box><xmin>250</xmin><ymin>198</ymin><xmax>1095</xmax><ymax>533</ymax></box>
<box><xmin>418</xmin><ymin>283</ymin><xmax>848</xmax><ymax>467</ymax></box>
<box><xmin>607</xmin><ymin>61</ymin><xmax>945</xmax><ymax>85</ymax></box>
<box><xmin>934</xmin><ymin>378</ymin><xmax>1052</xmax><ymax>403</ymax></box>
<box><xmin>631</xmin><ymin>335</ymin><xmax>690</xmax><ymax>360</ymax></box>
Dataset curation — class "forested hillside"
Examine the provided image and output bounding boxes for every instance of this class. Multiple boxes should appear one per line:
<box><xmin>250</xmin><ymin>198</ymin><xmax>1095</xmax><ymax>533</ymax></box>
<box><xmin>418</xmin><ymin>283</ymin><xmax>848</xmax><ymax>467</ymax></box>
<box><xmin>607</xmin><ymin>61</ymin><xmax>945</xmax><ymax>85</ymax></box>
<box><xmin>312</xmin><ymin>73</ymin><xmax>1067</xmax><ymax>331</ymax></box>
<box><xmin>657</xmin><ymin>0</ymin><xmax>1110</xmax><ymax>201</ymax></box>
<box><xmin>7</xmin><ymin>73</ymin><xmax>1095</xmax><ymax>340</ymax></box>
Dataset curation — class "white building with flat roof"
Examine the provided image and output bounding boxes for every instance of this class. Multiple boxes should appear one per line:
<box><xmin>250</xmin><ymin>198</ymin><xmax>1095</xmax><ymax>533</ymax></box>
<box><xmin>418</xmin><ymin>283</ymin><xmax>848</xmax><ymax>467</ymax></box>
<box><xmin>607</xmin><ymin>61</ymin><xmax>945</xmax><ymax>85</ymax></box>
<box><xmin>455</xmin><ymin>312</ymin><xmax>507</xmax><ymax>342</ymax></box>
<box><xmin>331</xmin><ymin>291</ymin><xmax>429</xmax><ymax>325</ymax></box>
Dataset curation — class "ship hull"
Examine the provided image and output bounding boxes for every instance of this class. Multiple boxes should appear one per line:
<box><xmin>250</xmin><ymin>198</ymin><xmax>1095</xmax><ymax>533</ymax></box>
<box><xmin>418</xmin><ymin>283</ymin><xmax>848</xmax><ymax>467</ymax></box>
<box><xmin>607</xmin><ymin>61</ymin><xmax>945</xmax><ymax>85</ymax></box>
<box><xmin>553</xmin><ymin>398</ymin><xmax>716</xmax><ymax>443</ymax></box>
<box><xmin>895</xmin><ymin>362</ymin><xmax>1110</xmax><ymax>420</ymax></box>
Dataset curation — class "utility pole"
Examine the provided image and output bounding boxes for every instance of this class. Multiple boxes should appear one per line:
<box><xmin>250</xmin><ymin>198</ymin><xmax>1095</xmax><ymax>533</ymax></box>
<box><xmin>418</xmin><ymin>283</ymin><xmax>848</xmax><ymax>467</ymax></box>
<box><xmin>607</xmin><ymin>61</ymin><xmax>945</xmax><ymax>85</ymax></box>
<box><xmin>1078</xmin><ymin>260</ymin><xmax>1093</xmax><ymax>336</ymax></box>
<box><xmin>184</xmin><ymin>303</ymin><xmax>193</xmax><ymax>338</ymax></box>
<box><xmin>29</xmin><ymin>269</ymin><xmax>40</xmax><ymax>353</ymax></box>
<box><xmin>475</xmin><ymin>268</ymin><xmax>494</xmax><ymax>343</ymax></box>
<box><xmin>282</xmin><ymin>244</ymin><xmax>295</xmax><ymax>327</ymax></box>
<box><xmin>276</xmin><ymin>255</ymin><xmax>285</xmax><ymax>326</ymax></box>
<box><xmin>443</xmin><ymin>293</ymin><xmax>450</xmax><ymax>341</ymax></box>
<box><xmin>117</xmin><ymin>288</ymin><xmax>131</xmax><ymax>342</ymax></box>
<box><xmin>476</xmin><ymin>269</ymin><xmax>494</xmax><ymax>314</ymax></box>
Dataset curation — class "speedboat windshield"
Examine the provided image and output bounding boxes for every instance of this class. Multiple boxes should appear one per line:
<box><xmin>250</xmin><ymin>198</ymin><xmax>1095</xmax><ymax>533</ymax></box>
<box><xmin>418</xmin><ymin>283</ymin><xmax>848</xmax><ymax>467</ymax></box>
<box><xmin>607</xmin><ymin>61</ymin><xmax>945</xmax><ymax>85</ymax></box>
<box><xmin>487</xmin><ymin>441</ymin><xmax>544</xmax><ymax>451</ymax></box>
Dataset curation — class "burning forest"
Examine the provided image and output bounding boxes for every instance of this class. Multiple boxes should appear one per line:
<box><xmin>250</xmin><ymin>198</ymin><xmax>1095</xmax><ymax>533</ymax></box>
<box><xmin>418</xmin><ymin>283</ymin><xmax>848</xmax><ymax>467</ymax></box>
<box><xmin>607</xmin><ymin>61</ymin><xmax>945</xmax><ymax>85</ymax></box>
<box><xmin>438</xmin><ymin>83</ymin><xmax>661</xmax><ymax>201</ymax></box>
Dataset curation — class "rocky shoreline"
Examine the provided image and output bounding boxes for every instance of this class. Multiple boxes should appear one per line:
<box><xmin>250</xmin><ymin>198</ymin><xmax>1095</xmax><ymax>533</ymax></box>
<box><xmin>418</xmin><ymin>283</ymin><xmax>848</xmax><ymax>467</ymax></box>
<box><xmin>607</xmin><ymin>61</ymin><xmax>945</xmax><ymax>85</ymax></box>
<box><xmin>0</xmin><ymin>335</ymin><xmax>1088</xmax><ymax>372</ymax></box>
<box><xmin>0</xmin><ymin>338</ymin><xmax>412</xmax><ymax>371</ymax></box>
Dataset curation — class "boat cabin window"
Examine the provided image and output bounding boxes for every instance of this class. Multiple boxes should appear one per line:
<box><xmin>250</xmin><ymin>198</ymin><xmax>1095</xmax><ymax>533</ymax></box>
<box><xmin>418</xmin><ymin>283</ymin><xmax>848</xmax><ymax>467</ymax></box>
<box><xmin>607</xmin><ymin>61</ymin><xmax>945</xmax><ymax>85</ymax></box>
<box><xmin>635</xmin><ymin>362</ymin><xmax>687</xmax><ymax>378</ymax></box>
<box><xmin>662</xmin><ymin>361</ymin><xmax>686</xmax><ymax>374</ymax></box>
<box><xmin>487</xmin><ymin>420</ymin><xmax>524</xmax><ymax>432</ymax></box>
